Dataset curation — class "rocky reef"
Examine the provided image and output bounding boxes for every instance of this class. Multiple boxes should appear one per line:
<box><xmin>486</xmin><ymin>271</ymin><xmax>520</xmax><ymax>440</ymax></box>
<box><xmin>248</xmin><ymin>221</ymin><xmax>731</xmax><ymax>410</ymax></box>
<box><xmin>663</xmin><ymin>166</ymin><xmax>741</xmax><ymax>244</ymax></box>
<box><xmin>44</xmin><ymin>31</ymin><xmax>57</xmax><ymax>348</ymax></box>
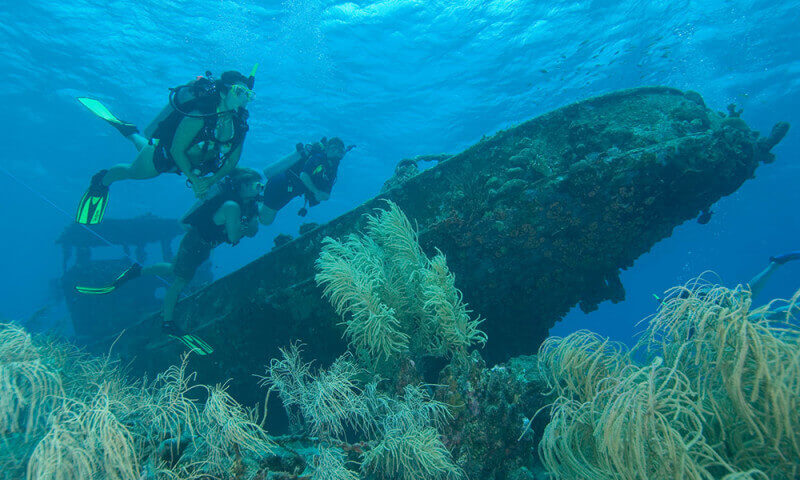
<box><xmin>107</xmin><ymin>87</ymin><xmax>786</xmax><ymax>411</ymax></box>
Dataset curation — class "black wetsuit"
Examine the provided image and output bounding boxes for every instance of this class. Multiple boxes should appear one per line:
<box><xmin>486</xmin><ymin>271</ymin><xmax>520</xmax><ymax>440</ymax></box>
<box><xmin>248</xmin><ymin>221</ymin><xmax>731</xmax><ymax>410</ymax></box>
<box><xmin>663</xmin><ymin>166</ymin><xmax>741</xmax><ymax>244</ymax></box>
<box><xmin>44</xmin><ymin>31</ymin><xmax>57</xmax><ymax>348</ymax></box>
<box><xmin>152</xmin><ymin>108</ymin><xmax>249</xmax><ymax>175</ymax></box>
<box><xmin>172</xmin><ymin>189</ymin><xmax>258</xmax><ymax>280</ymax></box>
<box><xmin>262</xmin><ymin>147</ymin><xmax>340</xmax><ymax>210</ymax></box>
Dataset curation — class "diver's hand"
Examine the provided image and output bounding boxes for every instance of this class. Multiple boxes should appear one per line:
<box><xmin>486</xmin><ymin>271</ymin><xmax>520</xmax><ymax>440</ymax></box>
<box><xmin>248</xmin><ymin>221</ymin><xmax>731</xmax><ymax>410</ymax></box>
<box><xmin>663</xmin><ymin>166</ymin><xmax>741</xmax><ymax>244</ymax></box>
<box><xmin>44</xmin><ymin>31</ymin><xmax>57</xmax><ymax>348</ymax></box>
<box><xmin>241</xmin><ymin>219</ymin><xmax>258</xmax><ymax>238</ymax></box>
<box><xmin>191</xmin><ymin>177</ymin><xmax>212</xmax><ymax>198</ymax></box>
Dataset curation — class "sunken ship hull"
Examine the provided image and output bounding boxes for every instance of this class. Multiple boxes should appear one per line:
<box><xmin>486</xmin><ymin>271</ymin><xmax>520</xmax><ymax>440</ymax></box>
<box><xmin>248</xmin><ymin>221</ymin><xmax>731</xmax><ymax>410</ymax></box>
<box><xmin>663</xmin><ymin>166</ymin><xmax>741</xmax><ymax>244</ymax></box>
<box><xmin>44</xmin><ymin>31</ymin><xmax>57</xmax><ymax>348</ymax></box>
<box><xmin>112</xmin><ymin>87</ymin><xmax>784</xmax><ymax>404</ymax></box>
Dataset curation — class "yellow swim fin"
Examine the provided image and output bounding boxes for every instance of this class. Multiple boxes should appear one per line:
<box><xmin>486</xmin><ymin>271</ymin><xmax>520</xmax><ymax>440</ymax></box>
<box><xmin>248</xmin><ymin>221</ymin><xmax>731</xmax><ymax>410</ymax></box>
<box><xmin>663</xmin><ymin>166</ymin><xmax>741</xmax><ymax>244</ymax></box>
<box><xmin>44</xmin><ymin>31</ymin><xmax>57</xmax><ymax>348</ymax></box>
<box><xmin>77</xmin><ymin>97</ymin><xmax>139</xmax><ymax>137</ymax></box>
<box><xmin>76</xmin><ymin>170</ymin><xmax>109</xmax><ymax>225</ymax></box>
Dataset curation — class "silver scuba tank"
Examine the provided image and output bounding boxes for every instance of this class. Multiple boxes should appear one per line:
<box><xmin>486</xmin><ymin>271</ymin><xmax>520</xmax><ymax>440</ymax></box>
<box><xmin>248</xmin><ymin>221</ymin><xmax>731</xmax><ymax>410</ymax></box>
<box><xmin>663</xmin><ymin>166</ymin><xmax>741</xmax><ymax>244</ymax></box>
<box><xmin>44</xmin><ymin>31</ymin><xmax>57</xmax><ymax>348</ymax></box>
<box><xmin>144</xmin><ymin>83</ymin><xmax>204</xmax><ymax>139</ymax></box>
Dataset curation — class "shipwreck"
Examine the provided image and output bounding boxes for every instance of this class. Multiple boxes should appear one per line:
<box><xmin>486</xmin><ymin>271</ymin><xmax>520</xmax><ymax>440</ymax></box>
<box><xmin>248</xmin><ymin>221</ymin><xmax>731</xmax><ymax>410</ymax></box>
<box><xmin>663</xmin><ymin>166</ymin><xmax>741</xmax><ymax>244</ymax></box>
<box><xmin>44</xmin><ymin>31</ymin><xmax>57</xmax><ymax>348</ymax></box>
<box><xmin>98</xmin><ymin>87</ymin><xmax>788</xmax><ymax>405</ymax></box>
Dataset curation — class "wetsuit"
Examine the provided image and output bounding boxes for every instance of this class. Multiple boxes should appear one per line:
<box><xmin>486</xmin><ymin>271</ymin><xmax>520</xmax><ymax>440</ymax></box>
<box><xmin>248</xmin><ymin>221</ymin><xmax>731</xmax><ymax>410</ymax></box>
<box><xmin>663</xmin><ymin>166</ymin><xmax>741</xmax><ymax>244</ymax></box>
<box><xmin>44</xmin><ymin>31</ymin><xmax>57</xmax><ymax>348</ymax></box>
<box><xmin>173</xmin><ymin>189</ymin><xmax>258</xmax><ymax>280</ymax></box>
<box><xmin>262</xmin><ymin>145</ymin><xmax>340</xmax><ymax>210</ymax></box>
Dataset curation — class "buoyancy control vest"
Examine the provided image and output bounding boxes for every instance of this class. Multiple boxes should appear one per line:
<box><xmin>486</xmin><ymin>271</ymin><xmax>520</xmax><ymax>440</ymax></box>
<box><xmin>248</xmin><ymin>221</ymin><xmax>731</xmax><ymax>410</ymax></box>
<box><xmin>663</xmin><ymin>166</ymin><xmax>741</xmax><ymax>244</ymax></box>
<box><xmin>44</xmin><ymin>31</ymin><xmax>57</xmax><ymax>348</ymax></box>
<box><xmin>181</xmin><ymin>179</ymin><xmax>259</xmax><ymax>245</ymax></box>
<box><xmin>295</xmin><ymin>141</ymin><xmax>341</xmax><ymax>202</ymax></box>
<box><xmin>144</xmin><ymin>72</ymin><xmax>249</xmax><ymax>175</ymax></box>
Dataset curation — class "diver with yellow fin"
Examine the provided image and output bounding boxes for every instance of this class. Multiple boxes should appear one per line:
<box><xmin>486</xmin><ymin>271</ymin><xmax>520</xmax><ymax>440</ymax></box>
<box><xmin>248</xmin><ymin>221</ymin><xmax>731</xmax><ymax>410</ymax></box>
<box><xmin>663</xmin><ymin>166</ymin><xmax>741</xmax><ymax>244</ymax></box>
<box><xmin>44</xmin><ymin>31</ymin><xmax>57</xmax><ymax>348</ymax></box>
<box><xmin>74</xmin><ymin>167</ymin><xmax>265</xmax><ymax>355</ymax></box>
<box><xmin>76</xmin><ymin>65</ymin><xmax>258</xmax><ymax>225</ymax></box>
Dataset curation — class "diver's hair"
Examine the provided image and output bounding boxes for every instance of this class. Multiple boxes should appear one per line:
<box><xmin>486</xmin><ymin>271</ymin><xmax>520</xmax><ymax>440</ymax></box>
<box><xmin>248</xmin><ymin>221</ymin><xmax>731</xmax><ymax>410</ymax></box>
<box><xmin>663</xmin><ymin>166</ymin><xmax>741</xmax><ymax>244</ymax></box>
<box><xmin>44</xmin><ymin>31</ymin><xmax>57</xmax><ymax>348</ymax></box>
<box><xmin>326</xmin><ymin>137</ymin><xmax>345</xmax><ymax>151</ymax></box>
<box><xmin>228</xmin><ymin>167</ymin><xmax>262</xmax><ymax>187</ymax></box>
<box><xmin>216</xmin><ymin>71</ymin><xmax>249</xmax><ymax>93</ymax></box>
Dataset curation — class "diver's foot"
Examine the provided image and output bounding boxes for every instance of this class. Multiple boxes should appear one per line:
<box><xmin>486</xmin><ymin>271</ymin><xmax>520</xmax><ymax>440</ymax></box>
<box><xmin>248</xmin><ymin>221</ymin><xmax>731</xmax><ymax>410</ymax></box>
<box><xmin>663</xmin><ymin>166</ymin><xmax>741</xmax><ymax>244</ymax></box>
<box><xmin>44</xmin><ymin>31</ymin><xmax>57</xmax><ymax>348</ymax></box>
<box><xmin>161</xmin><ymin>320</ymin><xmax>182</xmax><ymax>336</ymax></box>
<box><xmin>161</xmin><ymin>321</ymin><xmax>214</xmax><ymax>355</ymax></box>
<box><xmin>769</xmin><ymin>251</ymin><xmax>800</xmax><ymax>265</ymax></box>
<box><xmin>108</xmin><ymin>120</ymin><xmax>140</xmax><ymax>138</ymax></box>
<box><xmin>76</xmin><ymin>97</ymin><xmax>140</xmax><ymax>138</ymax></box>
<box><xmin>112</xmin><ymin>263</ymin><xmax>142</xmax><ymax>288</ymax></box>
<box><xmin>90</xmin><ymin>169</ymin><xmax>110</xmax><ymax>189</ymax></box>
<box><xmin>76</xmin><ymin>169</ymin><xmax>110</xmax><ymax>225</ymax></box>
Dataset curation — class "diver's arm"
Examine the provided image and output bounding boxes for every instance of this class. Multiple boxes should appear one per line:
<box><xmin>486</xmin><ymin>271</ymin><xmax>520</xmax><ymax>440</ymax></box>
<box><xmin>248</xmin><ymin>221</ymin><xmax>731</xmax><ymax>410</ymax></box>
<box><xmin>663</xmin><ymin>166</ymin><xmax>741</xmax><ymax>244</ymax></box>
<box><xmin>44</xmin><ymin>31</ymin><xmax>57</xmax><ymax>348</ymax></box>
<box><xmin>243</xmin><ymin>216</ymin><xmax>259</xmax><ymax>238</ymax></box>
<box><xmin>216</xmin><ymin>201</ymin><xmax>244</xmax><ymax>245</ymax></box>
<box><xmin>208</xmin><ymin>144</ymin><xmax>243</xmax><ymax>186</ymax></box>
<box><xmin>263</xmin><ymin>151</ymin><xmax>302</xmax><ymax>179</ymax></box>
<box><xmin>299</xmin><ymin>172</ymin><xmax>330</xmax><ymax>202</ymax></box>
<box><xmin>170</xmin><ymin>117</ymin><xmax>205</xmax><ymax>185</ymax></box>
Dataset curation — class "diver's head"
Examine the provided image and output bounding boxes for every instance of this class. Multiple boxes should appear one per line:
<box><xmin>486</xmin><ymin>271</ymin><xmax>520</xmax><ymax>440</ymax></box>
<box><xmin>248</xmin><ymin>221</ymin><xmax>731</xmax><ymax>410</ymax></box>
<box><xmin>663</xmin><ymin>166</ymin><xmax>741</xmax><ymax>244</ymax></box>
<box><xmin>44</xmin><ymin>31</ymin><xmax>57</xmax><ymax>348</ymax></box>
<box><xmin>325</xmin><ymin>137</ymin><xmax>346</xmax><ymax>162</ymax></box>
<box><xmin>217</xmin><ymin>71</ymin><xmax>255</xmax><ymax>111</ymax></box>
<box><xmin>228</xmin><ymin>167</ymin><xmax>263</xmax><ymax>200</ymax></box>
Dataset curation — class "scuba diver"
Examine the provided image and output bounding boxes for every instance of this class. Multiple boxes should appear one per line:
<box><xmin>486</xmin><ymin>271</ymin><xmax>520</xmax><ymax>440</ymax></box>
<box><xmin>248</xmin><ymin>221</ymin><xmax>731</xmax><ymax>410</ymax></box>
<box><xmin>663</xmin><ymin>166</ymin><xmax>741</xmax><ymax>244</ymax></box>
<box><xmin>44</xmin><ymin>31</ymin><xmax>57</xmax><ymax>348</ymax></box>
<box><xmin>75</xmin><ymin>168</ymin><xmax>264</xmax><ymax>355</ymax></box>
<box><xmin>259</xmin><ymin>137</ymin><xmax>354</xmax><ymax>225</ymax></box>
<box><xmin>75</xmin><ymin>67</ymin><xmax>257</xmax><ymax>225</ymax></box>
<box><xmin>749</xmin><ymin>251</ymin><xmax>800</xmax><ymax>300</ymax></box>
<box><xmin>655</xmin><ymin>251</ymin><xmax>800</xmax><ymax>320</ymax></box>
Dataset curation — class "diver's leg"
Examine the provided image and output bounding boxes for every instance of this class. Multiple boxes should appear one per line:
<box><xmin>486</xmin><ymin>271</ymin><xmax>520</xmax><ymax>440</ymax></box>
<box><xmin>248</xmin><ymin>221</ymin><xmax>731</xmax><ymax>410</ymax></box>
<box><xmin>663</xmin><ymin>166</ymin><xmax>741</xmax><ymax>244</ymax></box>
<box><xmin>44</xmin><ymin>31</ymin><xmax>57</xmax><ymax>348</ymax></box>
<box><xmin>142</xmin><ymin>262</ymin><xmax>173</xmax><ymax>278</ymax></box>
<box><xmin>748</xmin><ymin>262</ymin><xmax>779</xmax><ymax>300</ymax></box>
<box><xmin>161</xmin><ymin>229</ymin><xmax>208</xmax><ymax>329</ymax></box>
<box><xmin>258</xmin><ymin>206</ymin><xmax>278</xmax><ymax>226</ymax></box>
<box><xmin>102</xmin><ymin>144</ymin><xmax>159</xmax><ymax>186</ymax></box>
<box><xmin>162</xmin><ymin>277</ymin><xmax>188</xmax><ymax>327</ymax></box>
<box><xmin>127</xmin><ymin>133</ymin><xmax>149</xmax><ymax>152</ymax></box>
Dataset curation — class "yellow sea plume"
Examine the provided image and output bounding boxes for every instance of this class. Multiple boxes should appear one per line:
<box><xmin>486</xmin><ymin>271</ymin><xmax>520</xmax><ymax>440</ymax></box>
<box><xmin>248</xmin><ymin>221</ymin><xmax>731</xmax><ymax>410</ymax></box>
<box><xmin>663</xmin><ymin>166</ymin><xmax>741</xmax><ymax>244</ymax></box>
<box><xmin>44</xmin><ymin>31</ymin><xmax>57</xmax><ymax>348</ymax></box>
<box><xmin>201</xmin><ymin>382</ymin><xmax>275</xmax><ymax>472</ymax></box>
<box><xmin>312</xmin><ymin>445</ymin><xmax>360</xmax><ymax>480</ymax></box>
<box><xmin>642</xmin><ymin>281</ymin><xmax>800</xmax><ymax>477</ymax></box>
<box><xmin>315</xmin><ymin>201</ymin><xmax>486</xmax><ymax>365</ymax></box>
<box><xmin>537</xmin><ymin>330</ymin><xmax>629</xmax><ymax>401</ymax></box>
<box><xmin>316</xmin><ymin>234</ymin><xmax>411</xmax><ymax>361</ymax></box>
<box><xmin>0</xmin><ymin>324</ymin><xmax>62</xmax><ymax>439</ymax></box>
<box><xmin>362</xmin><ymin>423</ymin><xmax>462</xmax><ymax>480</ymax></box>
<box><xmin>26</xmin><ymin>404</ymin><xmax>95</xmax><ymax>480</ymax></box>
<box><xmin>362</xmin><ymin>385</ymin><xmax>461</xmax><ymax>480</ymax></box>
<box><xmin>141</xmin><ymin>353</ymin><xmax>202</xmax><ymax>446</ymax></box>
<box><xmin>27</xmin><ymin>389</ymin><xmax>141</xmax><ymax>480</ymax></box>
<box><xmin>538</xmin><ymin>280</ymin><xmax>800</xmax><ymax>480</ymax></box>
<box><xmin>262</xmin><ymin>345</ymin><xmax>368</xmax><ymax>441</ymax></box>
<box><xmin>538</xmin><ymin>335</ymin><xmax>727</xmax><ymax>479</ymax></box>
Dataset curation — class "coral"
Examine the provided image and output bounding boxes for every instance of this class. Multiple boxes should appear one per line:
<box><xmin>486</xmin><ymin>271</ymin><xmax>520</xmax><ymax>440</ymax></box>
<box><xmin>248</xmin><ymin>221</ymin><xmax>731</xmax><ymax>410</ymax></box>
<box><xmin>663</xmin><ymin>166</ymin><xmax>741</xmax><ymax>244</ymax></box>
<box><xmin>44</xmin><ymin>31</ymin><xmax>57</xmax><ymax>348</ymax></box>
<box><xmin>26</xmin><ymin>404</ymin><xmax>97</xmax><ymax>480</ymax></box>
<box><xmin>433</xmin><ymin>353</ymin><xmax>549</xmax><ymax>479</ymax></box>
<box><xmin>315</xmin><ymin>201</ymin><xmax>486</xmax><ymax>366</ymax></box>
<box><xmin>315</xmin><ymin>234</ymin><xmax>410</xmax><ymax>361</ymax></box>
<box><xmin>361</xmin><ymin>385</ymin><xmax>461</xmax><ymax>480</ymax></box>
<box><xmin>141</xmin><ymin>354</ymin><xmax>202</xmax><ymax>447</ymax></box>
<box><xmin>200</xmin><ymin>382</ymin><xmax>275</xmax><ymax>474</ymax></box>
<box><xmin>641</xmin><ymin>280</ymin><xmax>800</xmax><ymax>477</ymax></box>
<box><xmin>312</xmin><ymin>445</ymin><xmax>359</xmax><ymax>480</ymax></box>
<box><xmin>0</xmin><ymin>324</ymin><xmax>62</xmax><ymax>438</ymax></box>
<box><xmin>3</xmin><ymin>325</ymin><xmax>277</xmax><ymax>480</ymax></box>
<box><xmin>362</xmin><ymin>424</ymin><xmax>462</xmax><ymax>480</ymax></box>
<box><xmin>537</xmin><ymin>279</ymin><xmax>800</xmax><ymax>480</ymax></box>
<box><xmin>263</xmin><ymin>345</ymin><xmax>463</xmax><ymax>480</ymax></box>
<box><xmin>420</xmin><ymin>252</ymin><xmax>488</xmax><ymax>359</ymax></box>
<box><xmin>537</xmin><ymin>330</ymin><xmax>629</xmax><ymax>401</ymax></box>
<box><xmin>261</xmin><ymin>344</ymin><xmax>367</xmax><ymax>441</ymax></box>
<box><xmin>26</xmin><ymin>389</ymin><xmax>142</xmax><ymax>480</ymax></box>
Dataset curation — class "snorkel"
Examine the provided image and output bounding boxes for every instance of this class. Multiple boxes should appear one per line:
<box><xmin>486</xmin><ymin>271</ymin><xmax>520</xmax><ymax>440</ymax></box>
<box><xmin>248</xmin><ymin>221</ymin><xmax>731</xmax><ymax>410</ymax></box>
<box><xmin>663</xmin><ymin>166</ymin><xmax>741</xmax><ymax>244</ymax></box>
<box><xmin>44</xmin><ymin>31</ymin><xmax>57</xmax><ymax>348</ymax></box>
<box><xmin>247</xmin><ymin>63</ymin><xmax>258</xmax><ymax>89</ymax></box>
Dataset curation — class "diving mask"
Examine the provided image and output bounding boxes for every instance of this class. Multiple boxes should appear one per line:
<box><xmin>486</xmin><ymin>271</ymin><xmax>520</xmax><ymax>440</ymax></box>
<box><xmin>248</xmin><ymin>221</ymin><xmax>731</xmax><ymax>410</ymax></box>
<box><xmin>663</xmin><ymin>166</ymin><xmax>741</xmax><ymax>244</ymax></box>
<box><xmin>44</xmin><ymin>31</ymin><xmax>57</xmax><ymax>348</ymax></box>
<box><xmin>230</xmin><ymin>83</ymin><xmax>256</xmax><ymax>102</ymax></box>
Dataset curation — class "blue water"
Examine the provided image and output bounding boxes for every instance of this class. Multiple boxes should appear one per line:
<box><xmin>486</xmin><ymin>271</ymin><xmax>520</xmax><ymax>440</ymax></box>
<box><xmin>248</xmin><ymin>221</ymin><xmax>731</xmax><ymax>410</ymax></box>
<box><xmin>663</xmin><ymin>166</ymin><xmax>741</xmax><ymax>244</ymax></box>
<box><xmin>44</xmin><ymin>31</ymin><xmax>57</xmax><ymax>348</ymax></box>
<box><xmin>0</xmin><ymin>0</ymin><xmax>798</xmax><ymax>346</ymax></box>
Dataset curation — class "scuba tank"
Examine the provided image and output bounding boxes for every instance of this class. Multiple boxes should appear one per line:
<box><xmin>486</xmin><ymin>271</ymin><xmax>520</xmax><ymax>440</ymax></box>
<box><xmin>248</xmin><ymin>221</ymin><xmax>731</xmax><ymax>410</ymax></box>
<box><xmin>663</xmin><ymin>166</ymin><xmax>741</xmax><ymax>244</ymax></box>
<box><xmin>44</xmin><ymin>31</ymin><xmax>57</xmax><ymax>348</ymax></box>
<box><xmin>144</xmin><ymin>65</ymin><xmax>257</xmax><ymax>140</ymax></box>
<box><xmin>144</xmin><ymin>72</ymin><xmax>220</xmax><ymax>141</ymax></box>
